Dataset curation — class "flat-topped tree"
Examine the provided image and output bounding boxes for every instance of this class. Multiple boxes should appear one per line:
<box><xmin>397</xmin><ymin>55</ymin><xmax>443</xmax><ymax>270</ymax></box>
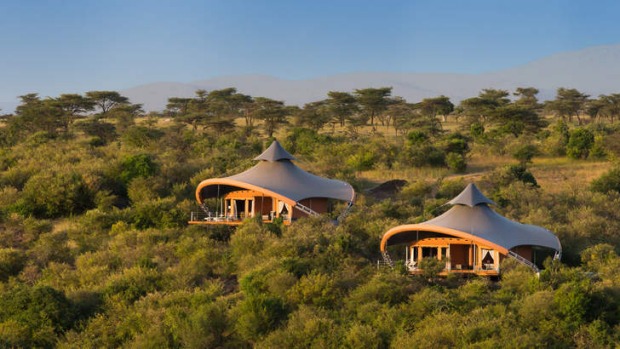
<box><xmin>85</xmin><ymin>91</ymin><xmax>130</xmax><ymax>115</ymax></box>
<box><xmin>354</xmin><ymin>87</ymin><xmax>392</xmax><ymax>126</ymax></box>
<box><xmin>326</xmin><ymin>91</ymin><xmax>358</xmax><ymax>127</ymax></box>
<box><xmin>253</xmin><ymin>97</ymin><xmax>287</xmax><ymax>138</ymax></box>
<box><xmin>544</xmin><ymin>88</ymin><xmax>589</xmax><ymax>125</ymax></box>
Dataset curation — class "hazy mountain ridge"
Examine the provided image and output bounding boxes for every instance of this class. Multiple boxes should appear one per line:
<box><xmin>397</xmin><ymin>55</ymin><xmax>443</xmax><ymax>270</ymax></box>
<box><xmin>4</xmin><ymin>44</ymin><xmax>619</xmax><ymax>113</ymax></box>
<box><xmin>123</xmin><ymin>44</ymin><xmax>620</xmax><ymax>111</ymax></box>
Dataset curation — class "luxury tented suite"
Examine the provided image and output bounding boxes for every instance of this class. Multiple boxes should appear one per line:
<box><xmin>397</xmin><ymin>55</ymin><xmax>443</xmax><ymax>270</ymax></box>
<box><xmin>189</xmin><ymin>140</ymin><xmax>355</xmax><ymax>225</ymax></box>
<box><xmin>380</xmin><ymin>183</ymin><xmax>562</xmax><ymax>275</ymax></box>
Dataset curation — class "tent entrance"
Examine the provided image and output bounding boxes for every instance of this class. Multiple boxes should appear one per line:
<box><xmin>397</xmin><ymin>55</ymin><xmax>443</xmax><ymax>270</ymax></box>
<box><xmin>449</xmin><ymin>244</ymin><xmax>472</xmax><ymax>270</ymax></box>
<box><xmin>235</xmin><ymin>200</ymin><xmax>246</xmax><ymax>219</ymax></box>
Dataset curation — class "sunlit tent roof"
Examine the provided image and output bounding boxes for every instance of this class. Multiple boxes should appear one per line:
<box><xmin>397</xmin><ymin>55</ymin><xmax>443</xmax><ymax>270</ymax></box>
<box><xmin>196</xmin><ymin>140</ymin><xmax>355</xmax><ymax>205</ymax></box>
<box><xmin>447</xmin><ymin>182</ymin><xmax>496</xmax><ymax>207</ymax></box>
<box><xmin>253</xmin><ymin>140</ymin><xmax>297</xmax><ymax>161</ymax></box>
<box><xmin>381</xmin><ymin>183</ymin><xmax>561</xmax><ymax>254</ymax></box>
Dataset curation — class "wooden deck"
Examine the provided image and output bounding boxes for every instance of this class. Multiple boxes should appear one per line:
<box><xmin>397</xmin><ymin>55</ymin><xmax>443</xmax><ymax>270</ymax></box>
<box><xmin>188</xmin><ymin>219</ymin><xmax>292</xmax><ymax>226</ymax></box>
<box><xmin>188</xmin><ymin>212</ymin><xmax>291</xmax><ymax>226</ymax></box>
<box><xmin>408</xmin><ymin>268</ymin><xmax>500</xmax><ymax>277</ymax></box>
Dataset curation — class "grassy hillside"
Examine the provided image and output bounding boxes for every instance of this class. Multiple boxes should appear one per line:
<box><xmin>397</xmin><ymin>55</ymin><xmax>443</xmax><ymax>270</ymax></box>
<box><xmin>0</xmin><ymin>107</ymin><xmax>619</xmax><ymax>347</ymax></box>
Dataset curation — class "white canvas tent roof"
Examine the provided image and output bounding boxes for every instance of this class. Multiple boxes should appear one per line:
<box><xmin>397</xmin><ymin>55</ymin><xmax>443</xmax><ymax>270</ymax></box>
<box><xmin>381</xmin><ymin>183</ymin><xmax>561</xmax><ymax>254</ymax></box>
<box><xmin>196</xmin><ymin>140</ymin><xmax>355</xmax><ymax>205</ymax></box>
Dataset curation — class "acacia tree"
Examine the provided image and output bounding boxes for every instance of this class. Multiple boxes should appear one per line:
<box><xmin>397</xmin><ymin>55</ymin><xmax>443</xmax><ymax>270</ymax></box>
<box><xmin>13</xmin><ymin>93</ymin><xmax>64</xmax><ymax>136</ymax></box>
<box><xmin>85</xmin><ymin>91</ymin><xmax>130</xmax><ymax>116</ymax></box>
<box><xmin>598</xmin><ymin>94</ymin><xmax>620</xmax><ymax>123</ymax></box>
<box><xmin>458</xmin><ymin>89</ymin><xmax>510</xmax><ymax>126</ymax></box>
<box><xmin>513</xmin><ymin>87</ymin><xmax>541</xmax><ymax>110</ymax></box>
<box><xmin>204</xmin><ymin>88</ymin><xmax>241</xmax><ymax>132</ymax></box>
<box><xmin>165</xmin><ymin>97</ymin><xmax>192</xmax><ymax>116</ymax></box>
<box><xmin>168</xmin><ymin>90</ymin><xmax>208</xmax><ymax>131</ymax></box>
<box><xmin>230</xmin><ymin>92</ymin><xmax>255</xmax><ymax>129</ymax></box>
<box><xmin>417</xmin><ymin>95</ymin><xmax>454</xmax><ymax>123</ymax></box>
<box><xmin>354</xmin><ymin>87</ymin><xmax>392</xmax><ymax>126</ymax></box>
<box><xmin>109</xmin><ymin>103</ymin><xmax>144</xmax><ymax>133</ymax></box>
<box><xmin>585</xmin><ymin>98</ymin><xmax>606</xmax><ymax>122</ymax></box>
<box><xmin>296</xmin><ymin>101</ymin><xmax>331</xmax><ymax>131</ymax></box>
<box><xmin>325</xmin><ymin>91</ymin><xmax>358</xmax><ymax>127</ymax></box>
<box><xmin>494</xmin><ymin>104</ymin><xmax>547</xmax><ymax>137</ymax></box>
<box><xmin>544</xmin><ymin>88</ymin><xmax>589</xmax><ymax>125</ymax></box>
<box><xmin>56</xmin><ymin>94</ymin><xmax>95</xmax><ymax>132</ymax></box>
<box><xmin>253</xmin><ymin>97</ymin><xmax>287</xmax><ymax>137</ymax></box>
<box><xmin>386</xmin><ymin>98</ymin><xmax>416</xmax><ymax>135</ymax></box>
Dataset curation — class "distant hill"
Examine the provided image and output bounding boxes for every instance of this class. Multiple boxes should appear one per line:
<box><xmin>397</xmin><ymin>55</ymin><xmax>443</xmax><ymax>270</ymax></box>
<box><xmin>3</xmin><ymin>44</ymin><xmax>619</xmax><ymax>114</ymax></box>
<box><xmin>121</xmin><ymin>44</ymin><xmax>620</xmax><ymax>111</ymax></box>
<box><xmin>121</xmin><ymin>45</ymin><xmax>620</xmax><ymax>111</ymax></box>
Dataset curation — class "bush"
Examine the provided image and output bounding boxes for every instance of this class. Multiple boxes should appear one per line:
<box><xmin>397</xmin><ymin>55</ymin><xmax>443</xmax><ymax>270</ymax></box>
<box><xmin>590</xmin><ymin>166</ymin><xmax>620</xmax><ymax>194</ymax></box>
<box><xmin>446</xmin><ymin>152</ymin><xmax>467</xmax><ymax>173</ymax></box>
<box><xmin>104</xmin><ymin>266</ymin><xmax>163</xmax><ymax>304</ymax></box>
<box><xmin>0</xmin><ymin>285</ymin><xmax>76</xmax><ymax>348</ymax></box>
<box><xmin>441</xmin><ymin>133</ymin><xmax>470</xmax><ymax>156</ymax></box>
<box><xmin>120</xmin><ymin>126</ymin><xmax>163</xmax><ymax>148</ymax></box>
<box><xmin>234</xmin><ymin>294</ymin><xmax>289</xmax><ymax>342</ymax></box>
<box><xmin>512</xmin><ymin>144</ymin><xmax>538</xmax><ymax>166</ymax></box>
<box><xmin>492</xmin><ymin>164</ymin><xmax>538</xmax><ymax>188</ymax></box>
<box><xmin>18</xmin><ymin>170</ymin><xmax>93</xmax><ymax>218</ymax></box>
<box><xmin>346</xmin><ymin>149</ymin><xmax>376</xmax><ymax>172</ymax></box>
<box><xmin>119</xmin><ymin>154</ymin><xmax>158</xmax><ymax>185</ymax></box>
<box><xmin>419</xmin><ymin>257</ymin><xmax>446</xmax><ymax>280</ymax></box>
<box><xmin>567</xmin><ymin>128</ymin><xmax>594</xmax><ymax>159</ymax></box>
<box><xmin>0</xmin><ymin>248</ymin><xmax>26</xmax><ymax>281</ymax></box>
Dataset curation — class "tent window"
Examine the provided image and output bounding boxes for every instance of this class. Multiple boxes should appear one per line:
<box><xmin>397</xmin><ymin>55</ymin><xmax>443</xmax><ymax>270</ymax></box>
<box><xmin>481</xmin><ymin>249</ymin><xmax>495</xmax><ymax>269</ymax></box>
<box><xmin>235</xmin><ymin>200</ymin><xmax>244</xmax><ymax>219</ymax></box>
<box><xmin>422</xmin><ymin>247</ymin><xmax>437</xmax><ymax>259</ymax></box>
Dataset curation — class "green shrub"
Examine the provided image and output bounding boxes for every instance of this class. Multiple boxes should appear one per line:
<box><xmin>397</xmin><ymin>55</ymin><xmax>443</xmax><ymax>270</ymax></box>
<box><xmin>120</xmin><ymin>126</ymin><xmax>163</xmax><ymax>148</ymax></box>
<box><xmin>590</xmin><ymin>166</ymin><xmax>620</xmax><ymax>194</ymax></box>
<box><xmin>104</xmin><ymin>266</ymin><xmax>163</xmax><ymax>304</ymax></box>
<box><xmin>0</xmin><ymin>285</ymin><xmax>76</xmax><ymax>348</ymax></box>
<box><xmin>0</xmin><ymin>248</ymin><xmax>26</xmax><ymax>281</ymax></box>
<box><xmin>567</xmin><ymin>128</ymin><xmax>594</xmax><ymax>159</ymax></box>
<box><xmin>119</xmin><ymin>153</ymin><xmax>158</xmax><ymax>185</ymax></box>
<box><xmin>512</xmin><ymin>144</ymin><xmax>538</xmax><ymax>165</ymax></box>
<box><xmin>234</xmin><ymin>294</ymin><xmax>289</xmax><ymax>342</ymax></box>
<box><xmin>446</xmin><ymin>152</ymin><xmax>466</xmax><ymax>173</ymax></box>
<box><xmin>17</xmin><ymin>170</ymin><xmax>93</xmax><ymax>218</ymax></box>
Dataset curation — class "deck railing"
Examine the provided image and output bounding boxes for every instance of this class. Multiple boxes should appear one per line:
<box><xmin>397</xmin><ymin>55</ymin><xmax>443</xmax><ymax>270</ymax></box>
<box><xmin>189</xmin><ymin>211</ymin><xmax>282</xmax><ymax>224</ymax></box>
<box><xmin>190</xmin><ymin>211</ymin><xmax>241</xmax><ymax>222</ymax></box>
<box><xmin>508</xmin><ymin>250</ymin><xmax>540</xmax><ymax>273</ymax></box>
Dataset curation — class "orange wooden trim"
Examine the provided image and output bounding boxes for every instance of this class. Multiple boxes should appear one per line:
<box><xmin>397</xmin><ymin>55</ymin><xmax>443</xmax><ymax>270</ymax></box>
<box><xmin>195</xmin><ymin>178</ymin><xmax>297</xmax><ymax>206</ymax></box>
<box><xmin>380</xmin><ymin>224</ymin><xmax>509</xmax><ymax>255</ymax></box>
<box><xmin>226</xmin><ymin>190</ymin><xmax>264</xmax><ymax>199</ymax></box>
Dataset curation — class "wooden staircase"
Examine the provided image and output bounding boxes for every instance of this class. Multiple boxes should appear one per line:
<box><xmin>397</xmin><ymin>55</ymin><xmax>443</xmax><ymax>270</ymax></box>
<box><xmin>507</xmin><ymin>250</ymin><xmax>540</xmax><ymax>273</ymax></box>
<box><xmin>294</xmin><ymin>202</ymin><xmax>319</xmax><ymax>216</ymax></box>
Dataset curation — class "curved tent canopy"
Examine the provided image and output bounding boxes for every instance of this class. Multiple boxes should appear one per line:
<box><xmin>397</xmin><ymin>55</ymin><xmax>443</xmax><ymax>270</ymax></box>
<box><xmin>196</xmin><ymin>140</ymin><xmax>355</xmax><ymax>205</ymax></box>
<box><xmin>381</xmin><ymin>183</ymin><xmax>561</xmax><ymax>254</ymax></box>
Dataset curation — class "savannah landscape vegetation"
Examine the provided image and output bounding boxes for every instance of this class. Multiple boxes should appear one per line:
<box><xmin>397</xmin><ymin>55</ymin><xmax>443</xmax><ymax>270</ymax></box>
<box><xmin>0</xmin><ymin>86</ymin><xmax>619</xmax><ymax>347</ymax></box>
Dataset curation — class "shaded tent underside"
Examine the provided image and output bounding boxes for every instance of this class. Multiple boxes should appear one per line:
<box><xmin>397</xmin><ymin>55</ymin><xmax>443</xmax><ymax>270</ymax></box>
<box><xmin>382</xmin><ymin>226</ymin><xmax>561</xmax><ymax>256</ymax></box>
<box><xmin>197</xmin><ymin>181</ymin><xmax>350</xmax><ymax>208</ymax></box>
<box><xmin>382</xmin><ymin>227</ymin><xmax>508</xmax><ymax>254</ymax></box>
<box><xmin>200</xmin><ymin>184</ymin><xmax>252</xmax><ymax>200</ymax></box>
<box><xmin>384</xmin><ymin>231</ymin><xmax>445</xmax><ymax>246</ymax></box>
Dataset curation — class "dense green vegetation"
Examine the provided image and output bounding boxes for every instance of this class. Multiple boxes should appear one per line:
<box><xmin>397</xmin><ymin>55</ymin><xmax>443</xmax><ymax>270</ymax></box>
<box><xmin>0</xmin><ymin>86</ymin><xmax>619</xmax><ymax>347</ymax></box>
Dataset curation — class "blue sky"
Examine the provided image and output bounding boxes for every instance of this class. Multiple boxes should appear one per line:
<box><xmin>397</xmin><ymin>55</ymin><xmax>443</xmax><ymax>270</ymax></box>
<box><xmin>1</xmin><ymin>0</ymin><xmax>619</xmax><ymax>111</ymax></box>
